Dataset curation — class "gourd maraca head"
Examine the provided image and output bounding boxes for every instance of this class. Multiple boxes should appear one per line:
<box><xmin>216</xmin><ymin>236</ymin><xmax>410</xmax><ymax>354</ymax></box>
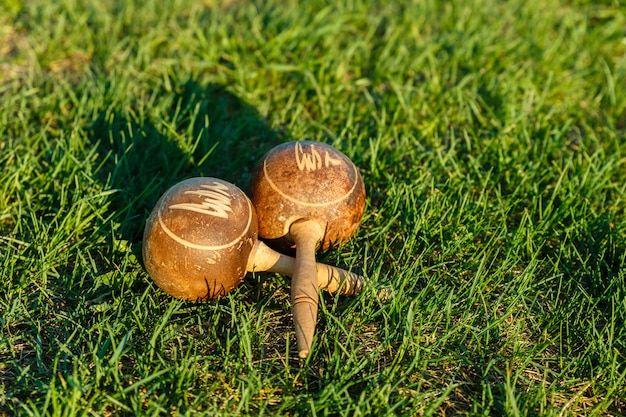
<box><xmin>142</xmin><ymin>177</ymin><xmax>257</xmax><ymax>301</ymax></box>
<box><xmin>250</xmin><ymin>140</ymin><xmax>366</xmax><ymax>250</ymax></box>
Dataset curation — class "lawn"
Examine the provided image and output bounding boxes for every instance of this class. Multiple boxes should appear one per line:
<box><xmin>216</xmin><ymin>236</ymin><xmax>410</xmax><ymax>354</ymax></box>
<box><xmin>1</xmin><ymin>0</ymin><xmax>625</xmax><ymax>415</ymax></box>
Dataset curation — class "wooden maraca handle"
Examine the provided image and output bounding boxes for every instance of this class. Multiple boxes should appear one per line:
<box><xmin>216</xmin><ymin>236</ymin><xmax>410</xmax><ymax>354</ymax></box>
<box><xmin>289</xmin><ymin>219</ymin><xmax>323</xmax><ymax>358</ymax></box>
<box><xmin>248</xmin><ymin>240</ymin><xmax>364</xmax><ymax>296</ymax></box>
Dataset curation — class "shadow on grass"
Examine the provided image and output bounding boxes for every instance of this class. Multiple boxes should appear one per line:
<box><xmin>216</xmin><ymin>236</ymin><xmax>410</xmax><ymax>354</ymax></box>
<box><xmin>88</xmin><ymin>76</ymin><xmax>302</xmax><ymax>321</ymax></box>
<box><xmin>82</xmin><ymin>79</ymin><xmax>289</xmax><ymax>325</ymax></box>
<box><xmin>2</xmin><ymin>80</ymin><xmax>290</xmax><ymax>414</ymax></box>
<box><xmin>89</xmin><ymin>80</ymin><xmax>283</xmax><ymax>246</ymax></box>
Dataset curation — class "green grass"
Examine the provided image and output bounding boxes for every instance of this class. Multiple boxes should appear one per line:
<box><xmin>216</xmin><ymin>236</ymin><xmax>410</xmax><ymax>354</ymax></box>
<box><xmin>1</xmin><ymin>0</ymin><xmax>625</xmax><ymax>415</ymax></box>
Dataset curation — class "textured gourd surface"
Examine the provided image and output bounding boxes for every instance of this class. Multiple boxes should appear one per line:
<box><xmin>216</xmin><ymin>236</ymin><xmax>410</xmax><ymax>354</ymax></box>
<box><xmin>143</xmin><ymin>177</ymin><xmax>257</xmax><ymax>301</ymax></box>
<box><xmin>250</xmin><ymin>141</ymin><xmax>365</xmax><ymax>250</ymax></box>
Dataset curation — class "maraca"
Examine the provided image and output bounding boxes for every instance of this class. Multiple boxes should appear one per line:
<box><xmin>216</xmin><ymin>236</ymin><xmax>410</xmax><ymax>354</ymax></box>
<box><xmin>142</xmin><ymin>177</ymin><xmax>363</xmax><ymax>301</ymax></box>
<box><xmin>250</xmin><ymin>141</ymin><xmax>366</xmax><ymax>358</ymax></box>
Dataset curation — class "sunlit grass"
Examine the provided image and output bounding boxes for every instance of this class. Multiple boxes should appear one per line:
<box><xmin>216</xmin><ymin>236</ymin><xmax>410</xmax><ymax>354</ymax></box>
<box><xmin>1</xmin><ymin>0</ymin><xmax>625</xmax><ymax>415</ymax></box>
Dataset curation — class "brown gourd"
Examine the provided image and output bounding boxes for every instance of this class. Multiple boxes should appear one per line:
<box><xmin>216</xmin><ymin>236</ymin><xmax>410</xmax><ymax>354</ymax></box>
<box><xmin>250</xmin><ymin>141</ymin><xmax>366</xmax><ymax>358</ymax></box>
<box><xmin>142</xmin><ymin>177</ymin><xmax>363</xmax><ymax>302</ymax></box>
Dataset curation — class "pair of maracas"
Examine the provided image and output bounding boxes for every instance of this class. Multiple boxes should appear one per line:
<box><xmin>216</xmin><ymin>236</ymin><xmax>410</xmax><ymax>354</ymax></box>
<box><xmin>142</xmin><ymin>140</ymin><xmax>366</xmax><ymax>358</ymax></box>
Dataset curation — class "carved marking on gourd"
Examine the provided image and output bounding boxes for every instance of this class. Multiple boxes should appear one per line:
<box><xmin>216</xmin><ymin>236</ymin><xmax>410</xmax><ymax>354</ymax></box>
<box><xmin>263</xmin><ymin>146</ymin><xmax>359</xmax><ymax>207</ymax></box>
<box><xmin>157</xmin><ymin>182</ymin><xmax>253</xmax><ymax>251</ymax></box>
<box><xmin>295</xmin><ymin>142</ymin><xmax>344</xmax><ymax>171</ymax></box>
<box><xmin>169</xmin><ymin>181</ymin><xmax>233</xmax><ymax>218</ymax></box>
